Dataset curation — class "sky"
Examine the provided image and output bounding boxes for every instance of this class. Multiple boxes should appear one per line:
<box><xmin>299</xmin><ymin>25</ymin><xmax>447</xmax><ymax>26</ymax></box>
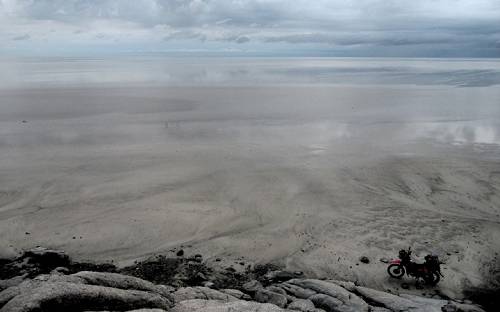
<box><xmin>1</xmin><ymin>0</ymin><xmax>500</xmax><ymax>57</ymax></box>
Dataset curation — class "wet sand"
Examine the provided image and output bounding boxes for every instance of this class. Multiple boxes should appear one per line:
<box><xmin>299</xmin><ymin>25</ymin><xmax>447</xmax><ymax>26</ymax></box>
<box><xmin>1</xmin><ymin>59</ymin><xmax>500</xmax><ymax>299</ymax></box>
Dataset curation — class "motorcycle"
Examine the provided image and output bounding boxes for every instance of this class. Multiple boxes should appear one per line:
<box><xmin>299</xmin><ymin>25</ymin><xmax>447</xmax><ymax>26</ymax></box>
<box><xmin>387</xmin><ymin>247</ymin><xmax>443</xmax><ymax>285</ymax></box>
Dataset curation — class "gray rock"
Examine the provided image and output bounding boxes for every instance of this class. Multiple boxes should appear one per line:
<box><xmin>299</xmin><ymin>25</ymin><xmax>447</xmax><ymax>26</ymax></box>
<box><xmin>0</xmin><ymin>287</ymin><xmax>20</xmax><ymax>308</ymax></box>
<box><xmin>0</xmin><ymin>282</ymin><xmax>172</xmax><ymax>312</ymax></box>
<box><xmin>242</xmin><ymin>280</ymin><xmax>263</xmax><ymax>294</ymax></box>
<box><xmin>171</xmin><ymin>299</ymin><xmax>286</xmax><ymax>312</ymax></box>
<box><xmin>73</xmin><ymin>271</ymin><xmax>173</xmax><ymax>299</ymax></box>
<box><xmin>33</xmin><ymin>273</ymin><xmax>86</xmax><ymax>284</ymax></box>
<box><xmin>441</xmin><ymin>303</ymin><xmax>458</xmax><ymax>312</ymax></box>
<box><xmin>127</xmin><ymin>309</ymin><xmax>166</xmax><ymax>312</ymax></box>
<box><xmin>354</xmin><ymin>286</ymin><xmax>430</xmax><ymax>312</ymax></box>
<box><xmin>50</xmin><ymin>267</ymin><xmax>70</xmax><ymax>275</ymax></box>
<box><xmin>279</xmin><ymin>282</ymin><xmax>316</xmax><ymax>299</ymax></box>
<box><xmin>84</xmin><ymin>309</ymin><xmax>167</xmax><ymax>312</ymax></box>
<box><xmin>288</xmin><ymin>279</ymin><xmax>369</xmax><ymax>312</ymax></box>
<box><xmin>0</xmin><ymin>276</ymin><xmax>27</xmax><ymax>291</ymax></box>
<box><xmin>254</xmin><ymin>289</ymin><xmax>288</xmax><ymax>308</ymax></box>
<box><xmin>327</xmin><ymin>280</ymin><xmax>356</xmax><ymax>292</ymax></box>
<box><xmin>398</xmin><ymin>295</ymin><xmax>485</xmax><ymax>312</ymax></box>
<box><xmin>1</xmin><ymin>276</ymin><xmax>82</xmax><ymax>308</ymax></box>
<box><xmin>451</xmin><ymin>302</ymin><xmax>486</xmax><ymax>312</ymax></box>
<box><xmin>287</xmin><ymin>299</ymin><xmax>316</xmax><ymax>311</ymax></box>
<box><xmin>173</xmin><ymin>286</ymin><xmax>238</xmax><ymax>303</ymax></box>
<box><xmin>308</xmin><ymin>294</ymin><xmax>344</xmax><ymax>312</ymax></box>
<box><xmin>266</xmin><ymin>285</ymin><xmax>287</xmax><ymax>295</ymax></box>
<box><xmin>369</xmin><ymin>307</ymin><xmax>392</xmax><ymax>312</ymax></box>
<box><xmin>203</xmin><ymin>281</ymin><xmax>215</xmax><ymax>288</ymax></box>
<box><xmin>220</xmin><ymin>289</ymin><xmax>252</xmax><ymax>300</ymax></box>
<box><xmin>264</xmin><ymin>270</ymin><xmax>298</xmax><ymax>283</ymax></box>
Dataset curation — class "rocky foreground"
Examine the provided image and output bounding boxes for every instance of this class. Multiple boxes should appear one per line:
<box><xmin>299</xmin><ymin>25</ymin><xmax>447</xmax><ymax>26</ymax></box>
<box><xmin>0</xmin><ymin>248</ymin><xmax>489</xmax><ymax>312</ymax></box>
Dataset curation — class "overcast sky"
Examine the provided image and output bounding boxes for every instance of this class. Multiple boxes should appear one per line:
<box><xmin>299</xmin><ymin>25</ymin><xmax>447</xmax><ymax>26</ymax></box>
<box><xmin>1</xmin><ymin>0</ymin><xmax>500</xmax><ymax>57</ymax></box>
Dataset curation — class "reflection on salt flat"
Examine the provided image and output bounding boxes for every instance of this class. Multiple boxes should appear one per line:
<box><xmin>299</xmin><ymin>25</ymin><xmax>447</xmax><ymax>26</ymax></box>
<box><xmin>2</xmin><ymin>57</ymin><xmax>500</xmax><ymax>88</ymax></box>
<box><xmin>305</xmin><ymin>122</ymin><xmax>352</xmax><ymax>155</ymax></box>
<box><xmin>411</xmin><ymin>121</ymin><xmax>500</xmax><ymax>145</ymax></box>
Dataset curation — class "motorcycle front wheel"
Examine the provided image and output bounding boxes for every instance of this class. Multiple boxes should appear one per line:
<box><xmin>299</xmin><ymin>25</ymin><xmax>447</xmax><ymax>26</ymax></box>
<box><xmin>387</xmin><ymin>264</ymin><xmax>405</xmax><ymax>278</ymax></box>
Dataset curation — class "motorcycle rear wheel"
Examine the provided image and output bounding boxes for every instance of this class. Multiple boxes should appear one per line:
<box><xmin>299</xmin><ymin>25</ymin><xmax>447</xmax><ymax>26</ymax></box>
<box><xmin>424</xmin><ymin>272</ymin><xmax>440</xmax><ymax>285</ymax></box>
<box><xmin>387</xmin><ymin>264</ymin><xmax>405</xmax><ymax>278</ymax></box>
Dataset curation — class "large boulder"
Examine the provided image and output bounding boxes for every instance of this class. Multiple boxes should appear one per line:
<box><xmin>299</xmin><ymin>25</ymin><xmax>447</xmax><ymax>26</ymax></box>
<box><xmin>73</xmin><ymin>271</ymin><xmax>173</xmax><ymax>298</ymax></box>
<box><xmin>170</xmin><ymin>299</ymin><xmax>286</xmax><ymax>312</ymax></box>
<box><xmin>1</xmin><ymin>275</ymin><xmax>84</xmax><ymax>307</ymax></box>
<box><xmin>0</xmin><ymin>282</ymin><xmax>172</xmax><ymax>312</ymax></box>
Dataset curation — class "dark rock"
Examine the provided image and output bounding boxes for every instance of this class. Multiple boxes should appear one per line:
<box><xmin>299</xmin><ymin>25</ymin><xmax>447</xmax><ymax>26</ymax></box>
<box><xmin>0</xmin><ymin>248</ymin><xmax>73</xmax><ymax>279</ymax></box>
<box><xmin>252</xmin><ymin>263</ymin><xmax>282</xmax><ymax>280</ymax></box>
<box><xmin>22</xmin><ymin>247</ymin><xmax>70</xmax><ymax>268</ymax></box>
<box><xmin>120</xmin><ymin>258</ymin><xmax>183</xmax><ymax>286</ymax></box>
<box><xmin>176</xmin><ymin>250</ymin><xmax>184</xmax><ymax>257</ymax></box>
<box><xmin>359</xmin><ymin>256</ymin><xmax>370</xmax><ymax>264</ymax></box>
<box><xmin>441</xmin><ymin>303</ymin><xmax>458</xmax><ymax>312</ymax></box>
<box><xmin>264</xmin><ymin>270</ymin><xmax>298</xmax><ymax>283</ymax></box>
<box><xmin>69</xmin><ymin>262</ymin><xmax>117</xmax><ymax>274</ymax></box>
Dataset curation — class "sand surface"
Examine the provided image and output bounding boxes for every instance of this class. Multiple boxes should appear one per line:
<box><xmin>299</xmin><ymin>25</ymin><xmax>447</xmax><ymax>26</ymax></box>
<box><xmin>1</xmin><ymin>58</ymin><xmax>500</xmax><ymax>299</ymax></box>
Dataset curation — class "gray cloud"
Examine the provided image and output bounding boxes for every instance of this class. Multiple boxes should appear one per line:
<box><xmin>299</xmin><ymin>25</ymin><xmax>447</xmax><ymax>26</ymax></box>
<box><xmin>1</xmin><ymin>0</ymin><xmax>499</xmax><ymax>56</ymax></box>
<box><xmin>12</xmin><ymin>34</ymin><xmax>30</xmax><ymax>41</ymax></box>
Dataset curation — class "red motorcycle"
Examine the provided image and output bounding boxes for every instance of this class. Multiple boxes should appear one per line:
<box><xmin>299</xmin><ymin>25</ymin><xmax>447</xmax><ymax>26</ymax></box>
<box><xmin>387</xmin><ymin>247</ymin><xmax>442</xmax><ymax>285</ymax></box>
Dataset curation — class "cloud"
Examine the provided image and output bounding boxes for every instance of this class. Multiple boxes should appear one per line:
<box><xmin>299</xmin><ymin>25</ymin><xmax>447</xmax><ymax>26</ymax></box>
<box><xmin>1</xmin><ymin>0</ymin><xmax>499</xmax><ymax>56</ymax></box>
<box><xmin>12</xmin><ymin>34</ymin><xmax>30</xmax><ymax>41</ymax></box>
